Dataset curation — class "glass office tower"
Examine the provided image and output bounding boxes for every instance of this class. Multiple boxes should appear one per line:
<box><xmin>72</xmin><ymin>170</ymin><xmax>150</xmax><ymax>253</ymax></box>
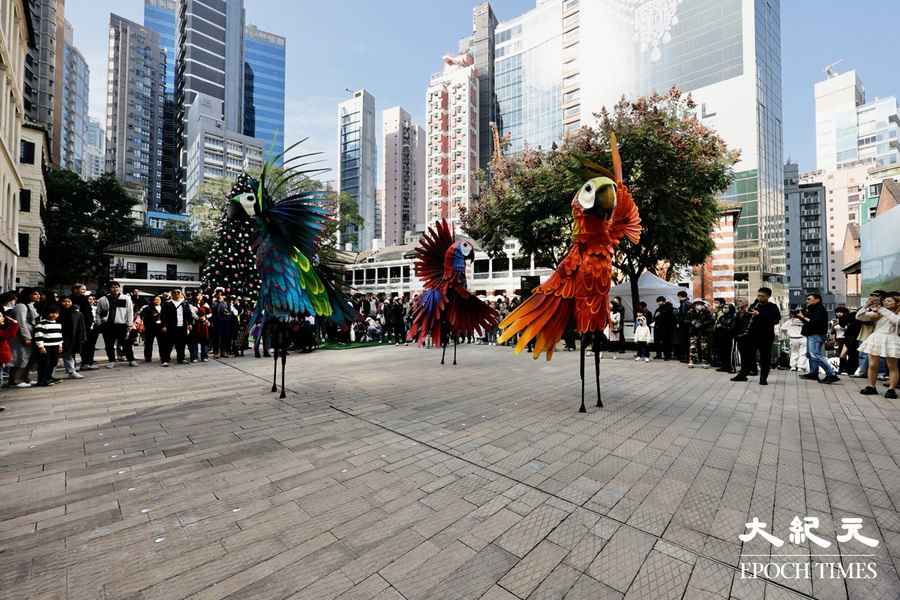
<box><xmin>243</xmin><ymin>24</ymin><xmax>286</xmax><ymax>165</ymax></box>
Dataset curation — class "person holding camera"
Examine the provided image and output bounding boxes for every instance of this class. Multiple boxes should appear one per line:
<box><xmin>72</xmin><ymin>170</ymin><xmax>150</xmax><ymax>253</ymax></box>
<box><xmin>798</xmin><ymin>292</ymin><xmax>839</xmax><ymax>384</ymax></box>
<box><xmin>731</xmin><ymin>287</ymin><xmax>781</xmax><ymax>385</ymax></box>
<box><xmin>857</xmin><ymin>291</ymin><xmax>900</xmax><ymax>398</ymax></box>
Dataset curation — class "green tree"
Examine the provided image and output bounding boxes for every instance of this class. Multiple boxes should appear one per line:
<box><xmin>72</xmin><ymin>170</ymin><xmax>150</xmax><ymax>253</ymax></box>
<box><xmin>44</xmin><ymin>170</ymin><xmax>145</xmax><ymax>286</ymax></box>
<box><xmin>463</xmin><ymin>88</ymin><xmax>739</xmax><ymax>313</ymax></box>
<box><xmin>336</xmin><ymin>191</ymin><xmax>364</xmax><ymax>251</ymax></box>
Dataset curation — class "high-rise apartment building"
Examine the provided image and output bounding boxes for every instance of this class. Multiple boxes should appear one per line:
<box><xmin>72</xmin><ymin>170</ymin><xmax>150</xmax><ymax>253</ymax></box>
<box><xmin>467</xmin><ymin>0</ymin><xmax>784</xmax><ymax>303</ymax></box>
<box><xmin>243</xmin><ymin>24</ymin><xmax>285</xmax><ymax>164</ymax></box>
<box><xmin>82</xmin><ymin>118</ymin><xmax>105</xmax><ymax>180</ymax></box>
<box><xmin>24</xmin><ymin>0</ymin><xmax>65</xmax><ymax>166</ymax></box>
<box><xmin>458</xmin><ymin>3</ymin><xmax>498</xmax><ymax>172</ymax></box>
<box><xmin>60</xmin><ymin>19</ymin><xmax>88</xmax><ymax>174</ymax></box>
<box><xmin>425</xmin><ymin>54</ymin><xmax>479</xmax><ymax>229</ymax></box>
<box><xmin>784</xmin><ymin>161</ymin><xmax>830</xmax><ymax>306</ymax></box>
<box><xmin>381</xmin><ymin>107</ymin><xmax>425</xmax><ymax>247</ymax></box>
<box><xmin>106</xmin><ymin>14</ymin><xmax>165</xmax><ymax>210</ymax></box>
<box><xmin>1</xmin><ymin>0</ymin><xmax>35</xmax><ymax>291</ymax></box>
<box><xmin>815</xmin><ymin>69</ymin><xmax>900</xmax><ymax>172</ymax></box>
<box><xmin>143</xmin><ymin>0</ymin><xmax>179</xmax><ymax>212</ymax></box>
<box><xmin>175</xmin><ymin>0</ymin><xmax>245</xmax><ymax>165</ymax></box>
<box><xmin>493</xmin><ymin>0</ymin><xmax>563</xmax><ymax>155</ymax></box>
<box><xmin>337</xmin><ymin>89</ymin><xmax>377</xmax><ymax>251</ymax></box>
<box><xmin>184</xmin><ymin>93</ymin><xmax>263</xmax><ymax>206</ymax></box>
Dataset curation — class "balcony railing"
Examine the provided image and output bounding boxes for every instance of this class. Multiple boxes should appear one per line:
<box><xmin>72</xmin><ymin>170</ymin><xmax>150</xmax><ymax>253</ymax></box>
<box><xmin>109</xmin><ymin>266</ymin><xmax>199</xmax><ymax>281</ymax></box>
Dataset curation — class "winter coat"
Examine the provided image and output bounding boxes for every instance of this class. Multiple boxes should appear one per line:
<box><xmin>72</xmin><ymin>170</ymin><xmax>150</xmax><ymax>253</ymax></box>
<box><xmin>97</xmin><ymin>293</ymin><xmax>134</xmax><ymax>328</ymax></box>
<box><xmin>161</xmin><ymin>300</ymin><xmax>195</xmax><ymax>331</ymax></box>
<box><xmin>800</xmin><ymin>302</ymin><xmax>828</xmax><ymax>337</ymax></box>
<box><xmin>634</xmin><ymin>317</ymin><xmax>652</xmax><ymax>343</ymax></box>
<box><xmin>13</xmin><ymin>302</ymin><xmax>37</xmax><ymax>341</ymax></box>
<box><xmin>60</xmin><ymin>307</ymin><xmax>87</xmax><ymax>348</ymax></box>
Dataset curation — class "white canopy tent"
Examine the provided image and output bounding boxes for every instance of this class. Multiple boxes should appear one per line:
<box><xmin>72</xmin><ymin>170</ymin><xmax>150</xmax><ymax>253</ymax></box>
<box><xmin>610</xmin><ymin>271</ymin><xmax>690</xmax><ymax>319</ymax></box>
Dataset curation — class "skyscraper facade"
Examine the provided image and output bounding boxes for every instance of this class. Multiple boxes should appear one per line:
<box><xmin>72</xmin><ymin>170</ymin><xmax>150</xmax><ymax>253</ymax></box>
<box><xmin>106</xmin><ymin>14</ymin><xmax>165</xmax><ymax>210</ymax></box>
<box><xmin>493</xmin><ymin>0</ymin><xmax>563</xmax><ymax>155</ymax></box>
<box><xmin>243</xmin><ymin>24</ymin><xmax>285</xmax><ymax>164</ymax></box>
<box><xmin>458</xmin><ymin>3</ymin><xmax>498</xmax><ymax>173</ymax></box>
<box><xmin>24</xmin><ymin>0</ymin><xmax>65</xmax><ymax>166</ymax></box>
<box><xmin>60</xmin><ymin>19</ymin><xmax>89</xmax><ymax>174</ymax></box>
<box><xmin>381</xmin><ymin>106</ymin><xmax>425</xmax><ymax>247</ymax></box>
<box><xmin>424</xmin><ymin>53</ymin><xmax>479</xmax><ymax>229</ymax></box>
<box><xmin>175</xmin><ymin>0</ymin><xmax>245</xmax><ymax>150</ymax></box>
<box><xmin>82</xmin><ymin>118</ymin><xmax>105</xmax><ymax>180</ymax></box>
<box><xmin>143</xmin><ymin>0</ymin><xmax>179</xmax><ymax>211</ymax></box>
<box><xmin>784</xmin><ymin>161</ymin><xmax>830</xmax><ymax>304</ymax></box>
<box><xmin>337</xmin><ymin>89</ymin><xmax>377</xmax><ymax>251</ymax></box>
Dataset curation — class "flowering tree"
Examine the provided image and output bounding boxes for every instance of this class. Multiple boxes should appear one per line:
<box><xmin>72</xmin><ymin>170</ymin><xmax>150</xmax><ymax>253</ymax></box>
<box><xmin>463</xmin><ymin>87</ymin><xmax>739</xmax><ymax>312</ymax></box>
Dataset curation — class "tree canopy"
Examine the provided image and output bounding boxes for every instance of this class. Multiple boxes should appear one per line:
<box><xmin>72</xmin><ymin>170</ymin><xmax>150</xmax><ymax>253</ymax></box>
<box><xmin>44</xmin><ymin>170</ymin><xmax>146</xmax><ymax>286</ymax></box>
<box><xmin>463</xmin><ymin>88</ymin><xmax>739</xmax><ymax>311</ymax></box>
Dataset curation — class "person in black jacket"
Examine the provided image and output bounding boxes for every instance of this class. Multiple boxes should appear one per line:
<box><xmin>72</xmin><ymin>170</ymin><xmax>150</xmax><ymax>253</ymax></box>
<box><xmin>653</xmin><ymin>297</ymin><xmax>675</xmax><ymax>360</ymax></box>
<box><xmin>713</xmin><ymin>298</ymin><xmax>737</xmax><ymax>372</ymax></box>
<box><xmin>731</xmin><ymin>287</ymin><xmax>781</xmax><ymax>385</ymax></box>
<box><xmin>71</xmin><ymin>283</ymin><xmax>98</xmax><ymax>369</ymax></box>
<box><xmin>140</xmin><ymin>296</ymin><xmax>165</xmax><ymax>363</ymax></box>
<box><xmin>60</xmin><ymin>296</ymin><xmax>86</xmax><ymax>379</ymax></box>
<box><xmin>675</xmin><ymin>290</ymin><xmax>691</xmax><ymax>362</ymax></box>
<box><xmin>798</xmin><ymin>292</ymin><xmax>839</xmax><ymax>383</ymax></box>
<box><xmin>160</xmin><ymin>289</ymin><xmax>194</xmax><ymax>366</ymax></box>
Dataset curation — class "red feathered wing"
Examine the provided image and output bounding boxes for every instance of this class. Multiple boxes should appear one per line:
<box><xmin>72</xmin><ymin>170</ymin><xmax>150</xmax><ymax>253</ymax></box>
<box><xmin>498</xmin><ymin>186</ymin><xmax>640</xmax><ymax>361</ymax></box>
<box><xmin>406</xmin><ymin>220</ymin><xmax>454</xmax><ymax>346</ymax></box>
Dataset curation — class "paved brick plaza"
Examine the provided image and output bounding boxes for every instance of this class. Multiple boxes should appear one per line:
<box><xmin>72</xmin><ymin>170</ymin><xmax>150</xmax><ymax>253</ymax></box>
<box><xmin>1</xmin><ymin>345</ymin><xmax>900</xmax><ymax>600</ymax></box>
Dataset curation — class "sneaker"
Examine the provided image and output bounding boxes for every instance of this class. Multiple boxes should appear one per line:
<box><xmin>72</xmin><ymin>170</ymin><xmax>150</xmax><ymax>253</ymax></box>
<box><xmin>82</xmin><ymin>364</ymin><xmax>99</xmax><ymax>371</ymax></box>
<box><xmin>860</xmin><ymin>386</ymin><xmax>878</xmax><ymax>395</ymax></box>
<box><xmin>68</xmin><ymin>372</ymin><xmax>84</xmax><ymax>379</ymax></box>
<box><xmin>160</xmin><ymin>362</ymin><xmax>169</xmax><ymax>367</ymax></box>
<box><xmin>731</xmin><ymin>375</ymin><xmax>748</xmax><ymax>382</ymax></box>
<box><xmin>128</xmin><ymin>361</ymin><xmax>138</xmax><ymax>367</ymax></box>
<box><xmin>643</xmin><ymin>357</ymin><xmax>650</xmax><ymax>363</ymax></box>
<box><xmin>201</xmin><ymin>358</ymin><xmax>208</xmax><ymax>362</ymax></box>
<box><xmin>885</xmin><ymin>388</ymin><xmax>898</xmax><ymax>399</ymax></box>
<box><xmin>821</xmin><ymin>374</ymin><xmax>840</xmax><ymax>384</ymax></box>
<box><xmin>799</xmin><ymin>373</ymin><xmax>818</xmax><ymax>381</ymax></box>
<box><xmin>14</xmin><ymin>382</ymin><xmax>31</xmax><ymax>388</ymax></box>
<box><xmin>105</xmin><ymin>363</ymin><xmax>116</xmax><ymax>369</ymax></box>
<box><xmin>35</xmin><ymin>382</ymin><xmax>49</xmax><ymax>387</ymax></box>
<box><xmin>634</xmin><ymin>356</ymin><xmax>641</xmax><ymax>361</ymax></box>
<box><xmin>759</xmin><ymin>380</ymin><xmax>768</xmax><ymax>385</ymax></box>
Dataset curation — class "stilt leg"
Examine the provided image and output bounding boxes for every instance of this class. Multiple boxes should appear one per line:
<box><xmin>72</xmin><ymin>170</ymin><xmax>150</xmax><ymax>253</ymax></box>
<box><xmin>441</xmin><ymin>338</ymin><xmax>447</xmax><ymax>365</ymax></box>
<box><xmin>271</xmin><ymin>323</ymin><xmax>278</xmax><ymax>393</ymax></box>
<box><xmin>593</xmin><ymin>334</ymin><xmax>603</xmax><ymax>408</ymax></box>
<box><xmin>579</xmin><ymin>333</ymin><xmax>587</xmax><ymax>413</ymax></box>
<box><xmin>453</xmin><ymin>335</ymin><xmax>457</xmax><ymax>366</ymax></box>
<box><xmin>279</xmin><ymin>349</ymin><xmax>286</xmax><ymax>399</ymax></box>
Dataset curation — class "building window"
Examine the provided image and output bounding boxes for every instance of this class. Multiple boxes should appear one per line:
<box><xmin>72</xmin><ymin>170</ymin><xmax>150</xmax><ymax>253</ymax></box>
<box><xmin>20</xmin><ymin>140</ymin><xmax>35</xmax><ymax>165</ymax></box>
<box><xmin>19</xmin><ymin>189</ymin><xmax>31</xmax><ymax>213</ymax></box>
<box><xmin>18</xmin><ymin>233</ymin><xmax>29</xmax><ymax>257</ymax></box>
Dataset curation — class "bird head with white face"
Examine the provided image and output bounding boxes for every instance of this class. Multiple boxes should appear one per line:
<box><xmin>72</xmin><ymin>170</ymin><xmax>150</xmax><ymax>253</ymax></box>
<box><xmin>577</xmin><ymin>176</ymin><xmax>617</xmax><ymax>221</ymax></box>
<box><xmin>227</xmin><ymin>173</ymin><xmax>260</xmax><ymax>220</ymax></box>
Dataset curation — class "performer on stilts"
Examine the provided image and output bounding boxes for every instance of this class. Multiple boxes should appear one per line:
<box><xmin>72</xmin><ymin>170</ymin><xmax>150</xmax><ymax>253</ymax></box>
<box><xmin>497</xmin><ymin>132</ymin><xmax>641</xmax><ymax>412</ymax></box>
<box><xmin>227</xmin><ymin>140</ymin><xmax>357</xmax><ymax>397</ymax></box>
<box><xmin>407</xmin><ymin>219</ymin><xmax>498</xmax><ymax>365</ymax></box>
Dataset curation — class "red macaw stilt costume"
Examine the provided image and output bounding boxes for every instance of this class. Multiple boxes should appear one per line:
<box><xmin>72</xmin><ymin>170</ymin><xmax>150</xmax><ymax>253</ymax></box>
<box><xmin>498</xmin><ymin>133</ymin><xmax>641</xmax><ymax>412</ymax></box>
<box><xmin>407</xmin><ymin>220</ymin><xmax>498</xmax><ymax>365</ymax></box>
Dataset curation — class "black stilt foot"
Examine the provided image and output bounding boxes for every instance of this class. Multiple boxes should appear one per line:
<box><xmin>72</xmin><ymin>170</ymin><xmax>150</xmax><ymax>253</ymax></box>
<box><xmin>593</xmin><ymin>334</ymin><xmax>603</xmax><ymax>408</ymax></box>
<box><xmin>453</xmin><ymin>336</ymin><xmax>457</xmax><ymax>366</ymax></box>
<box><xmin>441</xmin><ymin>340</ymin><xmax>447</xmax><ymax>365</ymax></box>
<box><xmin>579</xmin><ymin>333</ymin><xmax>587</xmax><ymax>413</ymax></box>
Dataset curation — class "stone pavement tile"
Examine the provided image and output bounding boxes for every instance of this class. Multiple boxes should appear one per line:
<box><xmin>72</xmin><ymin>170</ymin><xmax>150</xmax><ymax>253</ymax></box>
<box><xmin>377</xmin><ymin>540</ymin><xmax>441</xmax><ymax>584</ymax></box>
<box><xmin>480</xmin><ymin>585</ymin><xmax>519</xmax><ymax>600</ymax></box>
<box><xmin>285</xmin><ymin>570</ymin><xmax>355</xmax><ymax>600</ymax></box>
<box><xmin>622</xmin><ymin>550</ymin><xmax>692</xmax><ymax>600</ymax></box>
<box><xmin>563</xmin><ymin>574</ymin><xmax>623</xmax><ymax>600</ymax></box>
<box><xmin>547</xmin><ymin>508</ymin><xmax>600</xmax><ymax>550</ymax></box>
<box><xmin>425</xmin><ymin>543</ymin><xmax>518</xmax><ymax>600</ymax></box>
<box><xmin>412</xmin><ymin>499</ymin><xmax>475</xmax><ymax>539</ymax></box>
<box><xmin>653</xmin><ymin>539</ymin><xmax>697</xmax><ymax>566</ymax></box>
<box><xmin>497</xmin><ymin>539</ymin><xmax>567</xmax><ymax>598</ymax></box>
<box><xmin>529</xmin><ymin>562</ymin><xmax>582</xmax><ymax>600</ymax></box>
<box><xmin>496</xmin><ymin>504</ymin><xmax>569</xmax><ymax>558</ymax></box>
<box><xmin>340</xmin><ymin>527</ymin><xmax>425</xmax><ymax>584</ymax></box>
<box><xmin>459</xmin><ymin>508</ymin><xmax>521</xmax><ymax>551</ymax></box>
<box><xmin>687</xmin><ymin>557</ymin><xmax>734</xmax><ymax>598</ymax></box>
<box><xmin>333</xmin><ymin>574</ymin><xmax>390</xmax><ymax>600</ymax></box>
<box><xmin>587</xmin><ymin>524</ymin><xmax>656</xmax><ymax>594</ymax></box>
<box><xmin>391</xmin><ymin>540</ymin><xmax>475</xmax><ymax>600</ymax></box>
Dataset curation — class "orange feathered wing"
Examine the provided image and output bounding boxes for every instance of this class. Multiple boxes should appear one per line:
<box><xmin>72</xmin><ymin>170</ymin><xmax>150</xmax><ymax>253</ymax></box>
<box><xmin>498</xmin><ymin>186</ymin><xmax>640</xmax><ymax>361</ymax></box>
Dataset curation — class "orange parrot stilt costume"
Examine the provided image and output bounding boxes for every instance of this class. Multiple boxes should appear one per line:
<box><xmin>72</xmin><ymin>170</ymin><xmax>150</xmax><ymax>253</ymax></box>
<box><xmin>497</xmin><ymin>132</ymin><xmax>641</xmax><ymax>412</ymax></box>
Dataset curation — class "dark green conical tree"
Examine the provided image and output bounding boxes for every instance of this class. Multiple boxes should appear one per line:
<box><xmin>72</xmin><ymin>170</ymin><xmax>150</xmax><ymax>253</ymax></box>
<box><xmin>201</xmin><ymin>210</ymin><xmax>261</xmax><ymax>298</ymax></box>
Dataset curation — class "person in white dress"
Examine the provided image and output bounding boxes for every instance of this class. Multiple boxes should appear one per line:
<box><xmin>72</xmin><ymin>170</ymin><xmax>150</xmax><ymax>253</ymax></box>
<box><xmin>857</xmin><ymin>291</ymin><xmax>900</xmax><ymax>398</ymax></box>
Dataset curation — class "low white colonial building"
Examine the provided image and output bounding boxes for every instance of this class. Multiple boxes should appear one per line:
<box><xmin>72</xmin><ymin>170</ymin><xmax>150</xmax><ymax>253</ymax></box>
<box><xmin>106</xmin><ymin>235</ymin><xmax>201</xmax><ymax>292</ymax></box>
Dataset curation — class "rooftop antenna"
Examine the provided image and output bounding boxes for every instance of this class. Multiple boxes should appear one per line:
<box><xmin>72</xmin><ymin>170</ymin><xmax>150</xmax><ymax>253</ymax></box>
<box><xmin>825</xmin><ymin>59</ymin><xmax>843</xmax><ymax>78</ymax></box>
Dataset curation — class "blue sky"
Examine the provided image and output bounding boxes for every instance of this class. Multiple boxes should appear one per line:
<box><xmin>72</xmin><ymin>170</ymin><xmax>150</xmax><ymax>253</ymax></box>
<box><xmin>69</xmin><ymin>1</ymin><xmax>900</xmax><ymax>175</ymax></box>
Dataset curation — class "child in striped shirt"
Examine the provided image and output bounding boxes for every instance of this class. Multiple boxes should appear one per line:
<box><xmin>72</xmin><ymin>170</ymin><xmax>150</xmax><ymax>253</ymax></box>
<box><xmin>34</xmin><ymin>305</ymin><xmax>63</xmax><ymax>387</ymax></box>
